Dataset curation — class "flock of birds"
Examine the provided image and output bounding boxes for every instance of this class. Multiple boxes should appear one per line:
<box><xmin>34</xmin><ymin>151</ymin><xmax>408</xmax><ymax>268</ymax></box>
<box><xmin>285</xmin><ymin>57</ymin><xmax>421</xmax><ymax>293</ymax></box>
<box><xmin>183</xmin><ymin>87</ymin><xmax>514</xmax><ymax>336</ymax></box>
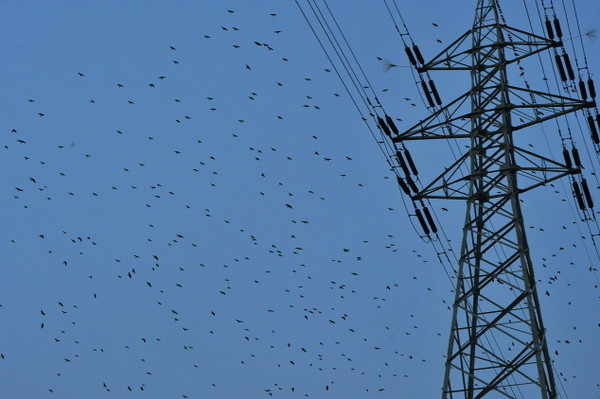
<box><xmin>0</xmin><ymin>3</ymin><xmax>598</xmax><ymax>398</ymax></box>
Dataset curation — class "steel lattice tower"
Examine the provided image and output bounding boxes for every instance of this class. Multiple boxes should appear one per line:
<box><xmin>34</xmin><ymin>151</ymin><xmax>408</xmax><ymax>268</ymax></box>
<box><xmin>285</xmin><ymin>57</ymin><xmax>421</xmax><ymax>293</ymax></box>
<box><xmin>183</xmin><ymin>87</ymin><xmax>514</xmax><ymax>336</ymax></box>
<box><xmin>392</xmin><ymin>1</ymin><xmax>596</xmax><ymax>398</ymax></box>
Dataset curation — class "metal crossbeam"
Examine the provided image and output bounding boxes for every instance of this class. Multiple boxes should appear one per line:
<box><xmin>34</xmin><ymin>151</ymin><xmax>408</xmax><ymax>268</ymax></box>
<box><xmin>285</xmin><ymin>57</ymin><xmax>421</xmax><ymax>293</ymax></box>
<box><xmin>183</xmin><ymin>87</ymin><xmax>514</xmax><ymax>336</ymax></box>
<box><xmin>396</xmin><ymin>1</ymin><xmax>568</xmax><ymax>398</ymax></box>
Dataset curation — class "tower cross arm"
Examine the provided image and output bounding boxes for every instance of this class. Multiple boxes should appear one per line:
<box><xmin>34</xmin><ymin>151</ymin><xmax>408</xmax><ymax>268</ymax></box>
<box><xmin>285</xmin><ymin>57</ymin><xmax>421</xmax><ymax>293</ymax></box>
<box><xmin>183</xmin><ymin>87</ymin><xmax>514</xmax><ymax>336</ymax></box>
<box><xmin>412</xmin><ymin>143</ymin><xmax>579</xmax><ymax>201</ymax></box>
<box><xmin>392</xmin><ymin>91</ymin><xmax>473</xmax><ymax>142</ymax></box>
<box><xmin>418</xmin><ymin>24</ymin><xmax>561</xmax><ymax>72</ymax></box>
<box><xmin>392</xmin><ymin>85</ymin><xmax>594</xmax><ymax>142</ymax></box>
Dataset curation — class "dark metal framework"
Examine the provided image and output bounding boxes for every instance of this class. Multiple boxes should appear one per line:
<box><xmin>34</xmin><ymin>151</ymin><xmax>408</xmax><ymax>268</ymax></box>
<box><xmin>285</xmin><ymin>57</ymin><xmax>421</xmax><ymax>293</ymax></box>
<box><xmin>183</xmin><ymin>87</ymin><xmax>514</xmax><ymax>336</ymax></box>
<box><xmin>395</xmin><ymin>1</ymin><xmax>595</xmax><ymax>398</ymax></box>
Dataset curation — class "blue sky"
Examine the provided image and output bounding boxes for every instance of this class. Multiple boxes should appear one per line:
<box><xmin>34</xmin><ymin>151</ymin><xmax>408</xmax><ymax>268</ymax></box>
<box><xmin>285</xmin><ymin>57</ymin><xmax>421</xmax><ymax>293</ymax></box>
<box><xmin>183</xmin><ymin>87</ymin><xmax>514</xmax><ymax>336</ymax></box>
<box><xmin>0</xmin><ymin>1</ymin><xmax>599</xmax><ymax>398</ymax></box>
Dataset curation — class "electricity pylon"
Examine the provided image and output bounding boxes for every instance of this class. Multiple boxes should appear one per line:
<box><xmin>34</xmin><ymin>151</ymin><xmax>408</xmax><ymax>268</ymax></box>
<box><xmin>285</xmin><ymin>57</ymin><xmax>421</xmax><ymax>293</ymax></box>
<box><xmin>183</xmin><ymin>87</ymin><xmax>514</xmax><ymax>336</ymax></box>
<box><xmin>392</xmin><ymin>1</ymin><xmax>596</xmax><ymax>398</ymax></box>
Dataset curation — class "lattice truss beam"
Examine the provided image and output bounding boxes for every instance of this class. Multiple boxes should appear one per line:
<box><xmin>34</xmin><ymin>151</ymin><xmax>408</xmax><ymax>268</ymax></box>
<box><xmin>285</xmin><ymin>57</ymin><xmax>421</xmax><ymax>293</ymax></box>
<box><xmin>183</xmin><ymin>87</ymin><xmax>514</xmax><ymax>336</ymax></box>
<box><xmin>441</xmin><ymin>6</ymin><xmax>556</xmax><ymax>396</ymax></box>
<box><xmin>390</xmin><ymin>1</ymin><xmax>598</xmax><ymax>398</ymax></box>
<box><xmin>419</xmin><ymin>24</ymin><xmax>559</xmax><ymax>72</ymax></box>
<box><xmin>390</xmin><ymin>86</ymin><xmax>593</xmax><ymax>143</ymax></box>
<box><xmin>445</xmin><ymin>191</ymin><xmax>552</xmax><ymax>398</ymax></box>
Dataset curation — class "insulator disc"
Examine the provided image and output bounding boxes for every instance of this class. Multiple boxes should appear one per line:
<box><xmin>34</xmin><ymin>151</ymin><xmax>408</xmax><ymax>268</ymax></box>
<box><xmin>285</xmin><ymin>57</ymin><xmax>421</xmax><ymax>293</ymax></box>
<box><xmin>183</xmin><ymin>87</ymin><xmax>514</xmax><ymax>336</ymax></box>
<box><xmin>555</xmin><ymin>55</ymin><xmax>567</xmax><ymax>82</ymax></box>
<box><xmin>545</xmin><ymin>18</ymin><xmax>554</xmax><ymax>40</ymax></box>
<box><xmin>406</xmin><ymin>175</ymin><xmax>419</xmax><ymax>194</ymax></box>
<box><xmin>554</xmin><ymin>17</ymin><xmax>563</xmax><ymax>39</ymax></box>
<box><xmin>405</xmin><ymin>46</ymin><xmax>417</xmax><ymax>66</ymax></box>
<box><xmin>581</xmin><ymin>179</ymin><xmax>594</xmax><ymax>209</ymax></box>
<box><xmin>415</xmin><ymin>208</ymin><xmax>430</xmax><ymax>235</ymax></box>
<box><xmin>421</xmin><ymin>81</ymin><xmax>435</xmax><ymax>108</ymax></box>
<box><xmin>588</xmin><ymin>115</ymin><xmax>599</xmax><ymax>143</ymax></box>
<box><xmin>422</xmin><ymin>206</ymin><xmax>438</xmax><ymax>234</ymax></box>
<box><xmin>562</xmin><ymin>148</ymin><xmax>572</xmax><ymax>168</ymax></box>
<box><xmin>378</xmin><ymin>116</ymin><xmax>391</xmax><ymax>137</ymax></box>
<box><xmin>397</xmin><ymin>176</ymin><xmax>410</xmax><ymax>195</ymax></box>
<box><xmin>385</xmin><ymin>115</ymin><xmax>399</xmax><ymax>135</ymax></box>
<box><xmin>413</xmin><ymin>44</ymin><xmax>425</xmax><ymax>65</ymax></box>
<box><xmin>563</xmin><ymin>52</ymin><xmax>575</xmax><ymax>81</ymax></box>
<box><xmin>396</xmin><ymin>151</ymin><xmax>411</xmax><ymax>177</ymax></box>
<box><xmin>579</xmin><ymin>79</ymin><xmax>588</xmax><ymax>100</ymax></box>
<box><xmin>573</xmin><ymin>181</ymin><xmax>586</xmax><ymax>210</ymax></box>
<box><xmin>572</xmin><ymin>147</ymin><xmax>582</xmax><ymax>168</ymax></box>
<box><xmin>429</xmin><ymin>80</ymin><xmax>442</xmax><ymax>106</ymax></box>
<box><xmin>404</xmin><ymin>149</ymin><xmax>419</xmax><ymax>176</ymax></box>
